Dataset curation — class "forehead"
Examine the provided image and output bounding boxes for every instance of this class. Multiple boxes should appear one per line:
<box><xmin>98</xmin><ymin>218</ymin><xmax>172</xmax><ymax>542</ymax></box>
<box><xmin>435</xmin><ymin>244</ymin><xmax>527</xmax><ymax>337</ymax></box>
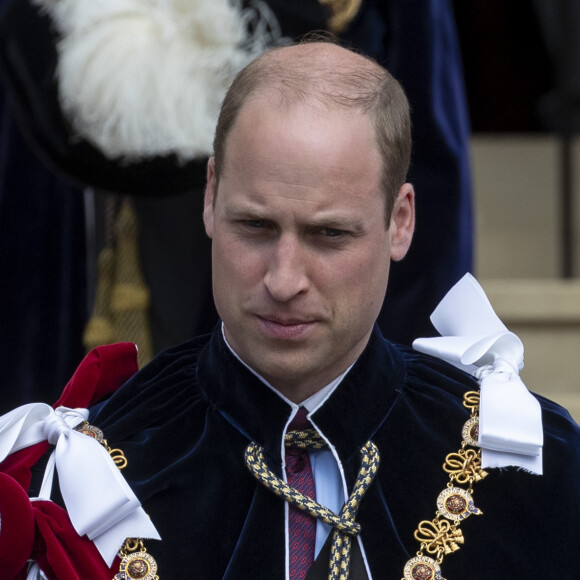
<box><xmin>223</xmin><ymin>95</ymin><xmax>379</xmax><ymax>177</ymax></box>
<box><xmin>218</xmin><ymin>97</ymin><xmax>385</xmax><ymax>219</ymax></box>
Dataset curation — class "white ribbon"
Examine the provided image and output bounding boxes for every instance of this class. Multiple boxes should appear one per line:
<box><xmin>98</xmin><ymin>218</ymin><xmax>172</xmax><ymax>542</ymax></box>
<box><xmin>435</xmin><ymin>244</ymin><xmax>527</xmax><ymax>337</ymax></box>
<box><xmin>26</xmin><ymin>562</ymin><xmax>49</xmax><ymax>580</ymax></box>
<box><xmin>0</xmin><ymin>403</ymin><xmax>160</xmax><ymax>565</ymax></box>
<box><xmin>413</xmin><ymin>273</ymin><xmax>543</xmax><ymax>475</ymax></box>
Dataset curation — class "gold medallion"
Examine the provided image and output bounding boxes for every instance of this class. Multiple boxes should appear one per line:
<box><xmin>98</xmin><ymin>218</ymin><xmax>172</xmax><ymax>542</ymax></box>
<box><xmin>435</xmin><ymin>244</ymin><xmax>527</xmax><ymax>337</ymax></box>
<box><xmin>461</xmin><ymin>417</ymin><xmax>479</xmax><ymax>447</ymax></box>
<box><xmin>436</xmin><ymin>487</ymin><xmax>482</xmax><ymax>522</ymax></box>
<box><xmin>75</xmin><ymin>421</ymin><xmax>105</xmax><ymax>443</ymax></box>
<box><xmin>403</xmin><ymin>555</ymin><xmax>446</xmax><ymax>580</ymax></box>
<box><xmin>115</xmin><ymin>551</ymin><xmax>158</xmax><ymax>580</ymax></box>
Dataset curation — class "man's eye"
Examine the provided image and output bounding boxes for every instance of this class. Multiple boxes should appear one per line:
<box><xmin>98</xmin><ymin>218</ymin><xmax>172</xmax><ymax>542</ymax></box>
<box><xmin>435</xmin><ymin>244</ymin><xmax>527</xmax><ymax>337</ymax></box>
<box><xmin>245</xmin><ymin>219</ymin><xmax>267</xmax><ymax>228</ymax></box>
<box><xmin>321</xmin><ymin>228</ymin><xmax>344</xmax><ymax>238</ymax></box>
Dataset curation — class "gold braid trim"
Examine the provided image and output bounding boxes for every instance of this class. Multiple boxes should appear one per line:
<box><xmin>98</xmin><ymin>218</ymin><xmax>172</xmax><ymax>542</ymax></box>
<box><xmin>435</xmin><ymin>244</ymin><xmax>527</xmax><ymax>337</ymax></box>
<box><xmin>401</xmin><ymin>391</ymin><xmax>488</xmax><ymax>580</ymax></box>
<box><xmin>74</xmin><ymin>421</ymin><xmax>160</xmax><ymax>580</ymax></box>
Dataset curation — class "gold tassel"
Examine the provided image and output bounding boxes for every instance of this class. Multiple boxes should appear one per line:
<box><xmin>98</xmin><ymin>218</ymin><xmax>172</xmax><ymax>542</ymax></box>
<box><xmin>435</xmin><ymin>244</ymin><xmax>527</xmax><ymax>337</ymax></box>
<box><xmin>319</xmin><ymin>0</ymin><xmax>362</xmax><ymax>34</ymax></box>
<box><xmin>83</xmin><ymin>246</ymin><xmax>116</xmax><ymax>349</ymax></box>
<box><xmin>83</xmin><ymin>197</ymin><xmax>154</xmax><ymax>367</ymax></box>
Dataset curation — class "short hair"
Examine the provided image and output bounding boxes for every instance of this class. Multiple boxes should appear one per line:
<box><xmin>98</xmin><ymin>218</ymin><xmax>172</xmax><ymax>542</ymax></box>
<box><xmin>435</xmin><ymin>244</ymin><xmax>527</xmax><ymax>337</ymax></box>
<box><xmin>212</xmin><ymin>41</ymin><xmax>411</xmax><ymax>224</ymax></box>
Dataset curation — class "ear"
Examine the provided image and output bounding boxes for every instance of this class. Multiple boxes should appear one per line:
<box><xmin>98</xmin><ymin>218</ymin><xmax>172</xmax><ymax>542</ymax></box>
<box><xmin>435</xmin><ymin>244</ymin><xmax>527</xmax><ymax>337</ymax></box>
<box><xmin>203</xmin><ymin>157</ymin><xmax>217</xmax><ymax>239</ymax></box>
<box><xmin>389</xmin><ymin>183</ymin><xmax>415</xmax><ymax>261</ymax></box>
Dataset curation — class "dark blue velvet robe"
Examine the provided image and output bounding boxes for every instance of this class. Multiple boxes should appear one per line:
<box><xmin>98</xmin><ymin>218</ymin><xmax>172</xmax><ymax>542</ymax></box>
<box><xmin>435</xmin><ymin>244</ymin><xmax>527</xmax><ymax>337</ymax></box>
<box><xmin>90</xmin><ymin>325</ymin><xmax>580</xmax><ymax>579</ymax></box>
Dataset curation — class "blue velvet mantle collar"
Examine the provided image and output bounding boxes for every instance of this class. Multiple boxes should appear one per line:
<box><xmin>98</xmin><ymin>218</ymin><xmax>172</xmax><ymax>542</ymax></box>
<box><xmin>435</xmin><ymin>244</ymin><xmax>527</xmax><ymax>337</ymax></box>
<box><xmin>197</xmin><ymin>324</ymin><xmax>405</xmax><ymax>468</ymax></box>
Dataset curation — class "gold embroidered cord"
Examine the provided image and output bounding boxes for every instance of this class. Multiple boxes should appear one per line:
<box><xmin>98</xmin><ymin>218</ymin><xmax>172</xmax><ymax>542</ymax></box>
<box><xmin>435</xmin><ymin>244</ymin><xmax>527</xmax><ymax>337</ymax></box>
<box><xmin>245</xmin><ymin>429</ymin><xmax>379</xmax><ymax>580</ymax></box>
<box><xmin>401</xmin><ymin>390</ymin><xmax>488</xmax><ymax>580</ymax></box>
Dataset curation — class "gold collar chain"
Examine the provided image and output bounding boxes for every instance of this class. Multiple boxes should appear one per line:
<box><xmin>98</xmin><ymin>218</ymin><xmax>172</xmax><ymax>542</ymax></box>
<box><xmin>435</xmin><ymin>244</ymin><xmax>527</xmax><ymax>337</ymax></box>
<box><xmin>75</xmin><ymin>422</ymin><xmax>159</xmax><ymax>580</ymax></box>
<box><xmin>402</xmin><ymin>390</ymin><xmax>487</xmax><ymax>580</ymax></box>
<box><xmin>74</xmin><ymin>388</ymin><xmax>484</xmax><ymax>580</ymax></box>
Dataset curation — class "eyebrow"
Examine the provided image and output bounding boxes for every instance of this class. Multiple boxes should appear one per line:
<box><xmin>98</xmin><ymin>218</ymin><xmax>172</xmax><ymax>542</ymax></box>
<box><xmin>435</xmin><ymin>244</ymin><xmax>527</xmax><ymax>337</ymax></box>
<box><xmin>307</xmin><ymin>216</ymin><xmax>366</xmax><ymax>233</ymax></box>
<box><xmin>224</xmin><ymin>204</ymin><xmax>268</xmax><ymax>219</ymax></box>
<box><xmin>224</xmin><ymin>203</ymin><xmax>367</xmax><ymax>233</ymax></box>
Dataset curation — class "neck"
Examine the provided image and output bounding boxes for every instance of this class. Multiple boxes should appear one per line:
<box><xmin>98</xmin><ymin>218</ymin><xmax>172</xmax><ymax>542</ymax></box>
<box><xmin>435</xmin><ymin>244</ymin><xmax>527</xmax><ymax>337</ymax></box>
<box><xmin>221</xmin><ymin>324</ymin><xmax>352</xmax><ymax>406</ymax></box>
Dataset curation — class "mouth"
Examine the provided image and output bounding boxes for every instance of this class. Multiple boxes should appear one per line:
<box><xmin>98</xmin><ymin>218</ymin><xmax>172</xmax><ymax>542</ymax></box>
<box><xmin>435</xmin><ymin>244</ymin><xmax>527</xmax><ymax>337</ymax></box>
<box><xmin>256</xmin><ymin>315</ymin><xmax>317</xmax><ymax>340</ymax></box>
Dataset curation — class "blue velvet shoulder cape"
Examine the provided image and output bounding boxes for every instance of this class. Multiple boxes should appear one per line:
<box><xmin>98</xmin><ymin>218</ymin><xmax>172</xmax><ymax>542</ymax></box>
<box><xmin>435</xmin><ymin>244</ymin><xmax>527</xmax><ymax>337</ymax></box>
<box><xmin>90</xmin><ymin>325</ymin><xmax>580</xmax><ymax>578</ymax></box>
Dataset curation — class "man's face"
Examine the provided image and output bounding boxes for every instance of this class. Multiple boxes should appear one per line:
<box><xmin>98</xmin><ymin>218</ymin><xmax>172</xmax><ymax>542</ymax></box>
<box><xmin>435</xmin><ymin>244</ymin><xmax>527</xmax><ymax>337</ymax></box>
<box><xmin>204</xmin><ymin>98</ymin><xmax>414</xmax><ymax>402</ymax></box>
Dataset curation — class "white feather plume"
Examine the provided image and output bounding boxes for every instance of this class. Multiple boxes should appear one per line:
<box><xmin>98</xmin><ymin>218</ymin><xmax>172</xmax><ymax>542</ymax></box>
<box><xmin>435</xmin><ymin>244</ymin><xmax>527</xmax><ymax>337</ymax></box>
<box><xmin>34</xmin><ymin>0</ymin><xmax>283</xmax><ymax>161</ymax></box>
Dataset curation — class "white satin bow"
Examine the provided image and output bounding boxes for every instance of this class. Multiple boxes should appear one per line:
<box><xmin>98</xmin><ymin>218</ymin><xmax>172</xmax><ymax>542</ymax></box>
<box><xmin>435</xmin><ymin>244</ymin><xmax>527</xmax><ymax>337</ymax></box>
<box><xmin>0</xmin><ymin>403</ymin><xmax>160</xmax><ymax>565</ymax></box>
<box><xmin>413</xmin><ymin>273</ymin><xmax>543</xmax><ymax>475</ymax></box>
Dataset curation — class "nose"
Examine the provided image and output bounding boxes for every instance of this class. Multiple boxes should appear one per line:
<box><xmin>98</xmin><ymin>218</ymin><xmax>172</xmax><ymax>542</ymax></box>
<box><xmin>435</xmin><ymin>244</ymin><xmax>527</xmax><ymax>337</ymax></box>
<box><xmin>264</xmin><ymin>235</ymin><xmax>310</xmax><ymax>302</ymax></box>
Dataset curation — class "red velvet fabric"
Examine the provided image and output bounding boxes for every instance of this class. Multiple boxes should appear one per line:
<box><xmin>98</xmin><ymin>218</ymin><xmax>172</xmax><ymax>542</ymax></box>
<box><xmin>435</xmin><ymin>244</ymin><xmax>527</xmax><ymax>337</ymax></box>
<box><xmin>0</xmin><ymin>473</ymin><xmax>35</xmax><ymax>578</ymax></box>
<box><xmin>1</xmin><ymin>442</ymin><xmax>49</xmax><ymax>491</ymax></box>
<box><xmin>0</xmin><ymin>343</ymin><xmax>138</xmax><ymax>579</ymax></box>
<box><xmin>54</xmin><ymin>342</ymin><xmax>138</xmax><ymax>409</ymax></box>
<box><xmin>32</xmin><ymin>501</ymin><xmax>119</xmax><ymax>580</ymax></box>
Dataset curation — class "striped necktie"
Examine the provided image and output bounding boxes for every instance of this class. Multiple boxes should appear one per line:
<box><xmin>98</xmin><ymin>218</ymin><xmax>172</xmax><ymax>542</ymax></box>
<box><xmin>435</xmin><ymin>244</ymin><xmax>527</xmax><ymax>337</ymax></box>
<box><xmin>286</xmin><ymin>407</ymin><xmax>316</xmax><ymax>578</ymax></box>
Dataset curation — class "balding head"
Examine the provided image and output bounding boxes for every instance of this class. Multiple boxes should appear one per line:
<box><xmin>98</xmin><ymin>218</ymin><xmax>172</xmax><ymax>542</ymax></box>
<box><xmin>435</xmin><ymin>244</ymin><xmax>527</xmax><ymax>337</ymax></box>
<box><xmin>212</xmin><ymin>41</ymin><xmax>411</xmax><ymax>224</ymax></box>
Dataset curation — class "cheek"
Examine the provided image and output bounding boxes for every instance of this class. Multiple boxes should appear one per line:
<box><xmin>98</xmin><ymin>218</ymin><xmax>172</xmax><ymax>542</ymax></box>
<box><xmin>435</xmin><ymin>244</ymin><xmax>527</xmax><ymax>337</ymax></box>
<box><xmin>335</xmin><ymin>251</ymin><xmax>390</xmax><ymax>311</ymax></box>
<box><xmin>341</xmin><ymin>246</ymin><xmax>389</xmax><ymax>283</ymax></box>
<box><xmin>212</xmin><ymin>240</ymin><xmax>245</xmax><ymax>323</ymax></box>
<box><xmin>212</xmin><ymin>235</ymin><xmax>263</xmax><ymax>292</ymax></box>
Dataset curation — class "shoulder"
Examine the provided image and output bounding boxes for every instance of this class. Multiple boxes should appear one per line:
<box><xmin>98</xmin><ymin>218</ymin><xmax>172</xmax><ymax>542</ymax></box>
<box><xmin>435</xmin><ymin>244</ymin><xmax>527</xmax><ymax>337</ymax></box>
<box><xmin>534</xmin><ymin>393</ymin><xmax>580</xmax><ymax>481</ymax></box>
<box><xmin>382</xmin><ymin>335</ymin><xmax>580</xmax><ymax>452</ymax></box>
<box><xmin>378</xmin><ymin>334</ymin><xmax>479</xmax><ymax>407</ymax></box>
<box><xmin>87</xmin><ymin>334</ymin><xmax>216</xmax><ymax>502</ymax></box>
<box><xmin>397</xmin><ymin>342</ymin><xmax>479</xmax><ymax>393</ymax></box>
<box><xmin>89</xmin><ymin>333</ymin><xmax>211</xmax><ymax>438</ymax></box>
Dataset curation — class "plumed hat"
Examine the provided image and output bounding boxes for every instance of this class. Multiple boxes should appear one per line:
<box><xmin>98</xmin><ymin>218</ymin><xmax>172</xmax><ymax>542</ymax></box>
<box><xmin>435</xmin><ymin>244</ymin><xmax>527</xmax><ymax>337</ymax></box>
<box><xmin>0</xmin><ymin>0</ymin><xmax>334</xmax><ymax>195</ymax></box>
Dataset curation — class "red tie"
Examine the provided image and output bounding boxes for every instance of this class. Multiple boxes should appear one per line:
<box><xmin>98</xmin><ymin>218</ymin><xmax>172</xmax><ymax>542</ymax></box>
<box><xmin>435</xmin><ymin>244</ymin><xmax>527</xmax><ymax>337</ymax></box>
<box><xmin>286</xmin><ymin>408</ymin><xmax>317</xmax><ymax>579</ymax></box>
